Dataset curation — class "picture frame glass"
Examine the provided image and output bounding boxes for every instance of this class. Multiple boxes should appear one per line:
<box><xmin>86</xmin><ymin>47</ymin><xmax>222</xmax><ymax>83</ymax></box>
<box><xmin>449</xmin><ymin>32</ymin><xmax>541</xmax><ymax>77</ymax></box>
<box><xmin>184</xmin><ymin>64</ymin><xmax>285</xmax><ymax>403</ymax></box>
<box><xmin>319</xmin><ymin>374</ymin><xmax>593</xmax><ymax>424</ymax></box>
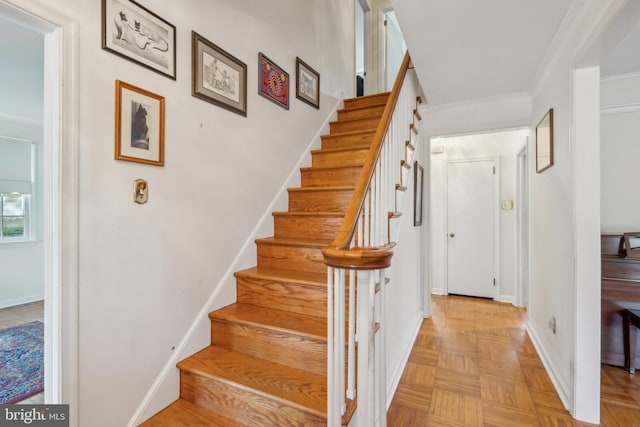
<box><xmin>259</xmin><ymin>53</ymin><xmax>289</xmax><ymax>110</ymax></box>
<box><xmin>192</xmin><ymin>32</ymin><xmax>247</xmax><ymax>116</ymax></box>
<box><xmin>102</xmin><ymin>0</ymin><xmax>176</xmax><ymax>79</ymax></box>
<box><xmin>116</xmin><ymin>81</ymin><xmax>164</xmax><ymax>166</ymax></box>
<box><xmin>296</xmin><ymin>57</ymin><xmax>320</xmax><ymax>109</ymax></box>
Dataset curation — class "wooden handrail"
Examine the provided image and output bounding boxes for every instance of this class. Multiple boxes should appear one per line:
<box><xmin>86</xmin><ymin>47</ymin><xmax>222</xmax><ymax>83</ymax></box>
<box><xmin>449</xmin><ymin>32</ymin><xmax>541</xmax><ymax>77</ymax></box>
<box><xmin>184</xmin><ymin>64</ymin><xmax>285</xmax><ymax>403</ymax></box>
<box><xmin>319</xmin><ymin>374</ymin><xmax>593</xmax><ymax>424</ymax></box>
<box><xmin>322</xmin><ymin>52</ymin><xmax>411</xmax><ymax>268</ymax></box>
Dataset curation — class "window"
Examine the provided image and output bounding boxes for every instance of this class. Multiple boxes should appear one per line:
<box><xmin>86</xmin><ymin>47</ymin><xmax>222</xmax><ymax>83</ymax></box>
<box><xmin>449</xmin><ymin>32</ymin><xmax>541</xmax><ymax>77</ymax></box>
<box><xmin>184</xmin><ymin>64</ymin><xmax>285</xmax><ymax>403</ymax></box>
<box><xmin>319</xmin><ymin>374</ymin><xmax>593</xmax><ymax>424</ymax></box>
<box><xmin>1</xmin><ymin>193</ymin><xmax>29</xmax><ymax>240</ymax></box>
<box><xmin>0</xmin><ymin>136</ymin><xmax>34</xmax><ymax>242</ymax></box>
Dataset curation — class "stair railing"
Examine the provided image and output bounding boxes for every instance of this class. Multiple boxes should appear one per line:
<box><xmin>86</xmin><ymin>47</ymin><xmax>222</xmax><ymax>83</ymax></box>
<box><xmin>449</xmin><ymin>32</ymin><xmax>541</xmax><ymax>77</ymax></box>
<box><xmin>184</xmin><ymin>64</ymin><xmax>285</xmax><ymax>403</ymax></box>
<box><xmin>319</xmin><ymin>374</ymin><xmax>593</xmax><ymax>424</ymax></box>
<box><xmin>323</xmin><ymin>52</ymin><xmax>422</xmax><ymax>427</ymax></box>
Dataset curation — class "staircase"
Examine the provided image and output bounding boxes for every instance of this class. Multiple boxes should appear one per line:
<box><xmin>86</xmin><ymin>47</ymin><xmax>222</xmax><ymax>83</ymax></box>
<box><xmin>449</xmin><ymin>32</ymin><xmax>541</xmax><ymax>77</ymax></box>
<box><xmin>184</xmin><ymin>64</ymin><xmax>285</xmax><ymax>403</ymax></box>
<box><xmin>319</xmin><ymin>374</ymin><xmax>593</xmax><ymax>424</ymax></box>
<box><xmin>141</xmin><ymin>92</ymin><xmax>391</xmax><ymax>426</ymax></box>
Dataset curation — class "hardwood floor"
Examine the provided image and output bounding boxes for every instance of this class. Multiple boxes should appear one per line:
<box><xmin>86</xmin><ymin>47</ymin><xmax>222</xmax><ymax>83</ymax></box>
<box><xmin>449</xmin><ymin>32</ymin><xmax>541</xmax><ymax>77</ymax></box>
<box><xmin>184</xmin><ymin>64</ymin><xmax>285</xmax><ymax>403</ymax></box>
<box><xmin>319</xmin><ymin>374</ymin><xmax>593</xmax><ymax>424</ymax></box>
<box><xmin>0</xmin><ymin>300</ymin><xmax>45</xmax><ymax>404</ymax></box>
<box><xmin>388</xmin><ymin>295</ymin><xmax>640</xmax><ymax>426</ymax></box>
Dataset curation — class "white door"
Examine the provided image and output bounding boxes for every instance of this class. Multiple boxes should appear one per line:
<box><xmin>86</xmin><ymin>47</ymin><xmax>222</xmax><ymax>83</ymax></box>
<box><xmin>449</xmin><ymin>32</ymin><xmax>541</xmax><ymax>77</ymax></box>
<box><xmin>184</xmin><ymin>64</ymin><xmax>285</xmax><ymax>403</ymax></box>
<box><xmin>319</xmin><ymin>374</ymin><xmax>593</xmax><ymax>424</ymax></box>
<box><xmin>446</xmin><ymin>160</ymin><xmax>496</xmax><ymax>298</ymax></box>
<box><xmin>384</xmin><ymin>10</ymin><xmax>406</xmax><ymax>91</ymax></box>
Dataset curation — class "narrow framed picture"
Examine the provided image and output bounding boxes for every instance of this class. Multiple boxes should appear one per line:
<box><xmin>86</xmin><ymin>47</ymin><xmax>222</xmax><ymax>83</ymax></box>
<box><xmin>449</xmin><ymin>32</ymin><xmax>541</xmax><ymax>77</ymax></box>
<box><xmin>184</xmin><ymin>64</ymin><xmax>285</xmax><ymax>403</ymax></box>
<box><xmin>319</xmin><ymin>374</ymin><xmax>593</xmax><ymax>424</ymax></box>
<box><xmin>102</xmin><ymin>0</ymin><xmax>176</xmax><ymax>79</ymax></box>
<box><xmin>296</xmin><ymin>57</ymin><xmax>320</xmax><ymax>109</ymax></box>
<box><xmin>115</xmin><ymin>80</ymin><xmax>165</xmax><ymax>166</ymax></box>
<box><xmin>414</xmin><ymin>161</ymin><xmax>424</xmax><ymax>226</ymax></box>
<box><xmin>258</xmin><ymin>53</ymin><xmax>289</xmax><ymax>110</ymax></box>
<box><xmin>192</xmin><ymin>31</ymin><xmax>247</xmax><ymax>117</ymax></box>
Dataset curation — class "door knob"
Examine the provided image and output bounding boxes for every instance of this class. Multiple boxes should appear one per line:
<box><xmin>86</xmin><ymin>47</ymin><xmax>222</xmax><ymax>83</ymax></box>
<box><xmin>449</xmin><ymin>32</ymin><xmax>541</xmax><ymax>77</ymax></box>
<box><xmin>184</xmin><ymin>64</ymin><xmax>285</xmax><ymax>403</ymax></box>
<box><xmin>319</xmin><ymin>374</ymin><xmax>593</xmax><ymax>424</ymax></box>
<box><xmin>449</xmin><ymin>232</ymin><xmax>455</xmax><ymax>238</ymax></box>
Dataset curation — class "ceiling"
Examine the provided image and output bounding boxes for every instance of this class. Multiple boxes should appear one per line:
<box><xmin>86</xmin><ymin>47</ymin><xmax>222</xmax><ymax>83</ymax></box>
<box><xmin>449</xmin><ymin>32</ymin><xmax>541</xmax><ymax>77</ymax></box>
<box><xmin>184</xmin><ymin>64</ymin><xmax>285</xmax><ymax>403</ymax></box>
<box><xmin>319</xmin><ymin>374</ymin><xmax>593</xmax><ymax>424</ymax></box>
<box><xmin>393</xmin><ymin>0</ymin><xmax>573</xmax><ymax>106</ymax></box>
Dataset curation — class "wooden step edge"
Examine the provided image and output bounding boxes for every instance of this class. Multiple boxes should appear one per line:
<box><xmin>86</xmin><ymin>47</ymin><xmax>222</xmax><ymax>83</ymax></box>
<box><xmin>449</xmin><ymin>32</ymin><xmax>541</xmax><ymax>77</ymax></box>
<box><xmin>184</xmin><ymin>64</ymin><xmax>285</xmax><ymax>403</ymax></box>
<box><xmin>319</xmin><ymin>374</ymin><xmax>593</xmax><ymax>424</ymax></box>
<box><xmin>209</xmin><ymin>304</ymin><xmax>327</xmax><ymax>340</ymax></box>
<box><xmin>311</xmin><ymin>145</ymin><xmax>372</xmax><ymax>155</ymax></box>
<box><xmin>300</xmin><ymin>164</ymin><xmax>363</xmax><ymax>172</ymax></box>
<box><xmin>338</xmin><ymin>102</ymin><xmax>387</xmax><ymax>114</ymax></box>
<box><xmin>140</xmin><ymin>399</ymin><xmax>245</xmax><ymax>427</ymax></box>
<box><xmin>344</xmin><ymin>91</ymin><xmax>390</xmax><ymax>102</ymax></box>
<box><xmin>320</xmin><ymin>129</ymin><xmax>377</xmax><ymax>139</ymax></box>
<box><xmin>395</xmin><ymin>184</ymin><xmax>407</xmax><ymax>192</ymax></box>
<box><xmin>388</xmin><ymin>211</ymin><xmax>402</xmax><ymax>219</ymax></box>
<box><xmin>272</xmin><ymin>211</ymin><xmax>345</xmax><ymax>218</ymax></box>
<box><xmin>401</xmin><ymin>160</ymin><xmax>412</xmax><ymax>170</ymax></box>
<box><xmin>255</xmin><ymin>237</ymin><xmax>333</xmax><ymax>248</ymax></box>
<box><xmin>288</xmin><ymin>186</ymin><xmax>356</xmax><ymax>193</ymax></box>
<box><xmin>413</xmin><ymin>108</ymin><xmax>422</xmax><ymax>121</ymax></box>
<box><xmin>329</xmin><ymin>116</ymin><xmax>381</xmax><ymax>126</ymax></box>
<box><xmin>416</xmin><ymin>95</ymin><xmax>423</xmax><ymax>105</ymax></box>
<box><xmin>410</xmin><ymin>123</ymin><xmax>419</xmax><ymax>135</ymax></box>
<box><xmin>178</xmin><ymin>350</ymin><xmax>327</xmax><ymax>420</ymax></box>
<box><xmin>235</xmin><ymin>267</ymin><xmax>327</xmax><ymax>286</ymax></box>
<box><xmin>374</xmin><ymin>322</ymin><xmax>381</xmax><ymax>333</ymax></box>
<box><xmin>406</xmin><ymin>140</ymin><xmax>415</xmax><ymax>151</ymax></box>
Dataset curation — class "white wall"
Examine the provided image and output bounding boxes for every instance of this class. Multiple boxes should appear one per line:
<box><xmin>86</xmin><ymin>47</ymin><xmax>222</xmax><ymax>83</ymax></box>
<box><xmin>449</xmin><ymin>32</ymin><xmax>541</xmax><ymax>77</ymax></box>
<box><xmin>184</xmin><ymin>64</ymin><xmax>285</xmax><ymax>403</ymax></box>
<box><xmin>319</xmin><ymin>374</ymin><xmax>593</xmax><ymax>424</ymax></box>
<box><xmin>429</xmin><ymin>129</ymin><xmax>526</xmax><ymax>302</ymax></box>
<box><xmin>0</xmin><ymin>16</ymin><xmax>44</xmax><ymax>308</ymax></box>
<box><xmin>3</xmin><ymin>0</ymin><xmax>355</xmax><ymax>425</ymax></box>
<box><xmin>600</xmin><ymin>73</ymin><xmax>640</xmax><ymax>232</ymax></box>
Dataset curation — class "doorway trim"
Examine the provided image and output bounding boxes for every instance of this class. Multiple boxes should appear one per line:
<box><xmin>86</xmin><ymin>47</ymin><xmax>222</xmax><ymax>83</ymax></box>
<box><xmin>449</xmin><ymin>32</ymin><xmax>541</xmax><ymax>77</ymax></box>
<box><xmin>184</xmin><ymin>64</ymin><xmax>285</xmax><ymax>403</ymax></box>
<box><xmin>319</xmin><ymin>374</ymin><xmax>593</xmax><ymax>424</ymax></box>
<box><xmin>1</xmin><ymin>1</ymin><xmax>79</xmax><ymax>423</ymax></box>
<box><xmin>515</xmin><ymin>138</ymin><xmax>529</xmax><ymax>308</ymax></box>
<box><xmin>443</xmin><ymin>157</ymin><xmax>500</xmax><ymax>299</ymax></box>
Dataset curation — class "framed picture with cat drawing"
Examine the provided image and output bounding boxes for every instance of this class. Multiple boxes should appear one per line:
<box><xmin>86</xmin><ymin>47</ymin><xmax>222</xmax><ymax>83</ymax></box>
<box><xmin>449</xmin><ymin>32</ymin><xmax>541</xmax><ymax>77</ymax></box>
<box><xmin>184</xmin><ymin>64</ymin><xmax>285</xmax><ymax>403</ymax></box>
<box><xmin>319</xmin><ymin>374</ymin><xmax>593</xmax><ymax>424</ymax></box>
<box><xmin>102</xmin><ymin>0</ymin><xmax>176</xmax><ymax>79</ymax></box>
<box><xmin>115</xmin><ymin>80</ymin><xmax>165</xmax><ymax>166</ymax></box>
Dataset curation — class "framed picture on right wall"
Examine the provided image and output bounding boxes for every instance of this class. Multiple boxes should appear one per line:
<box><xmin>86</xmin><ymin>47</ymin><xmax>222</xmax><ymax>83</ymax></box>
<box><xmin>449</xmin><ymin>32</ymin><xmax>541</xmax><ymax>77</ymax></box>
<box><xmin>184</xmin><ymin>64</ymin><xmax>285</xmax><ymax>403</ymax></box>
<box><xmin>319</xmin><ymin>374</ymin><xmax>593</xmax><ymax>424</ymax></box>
<box><xmin>536</xmin><ymin>108</ymin><xmax>554</xmax><ymax>173</ymax></box>
<box><xmin>295</xmin><ymin>57</ymin><xmax>320</xmax><ymax>109</ymax></box>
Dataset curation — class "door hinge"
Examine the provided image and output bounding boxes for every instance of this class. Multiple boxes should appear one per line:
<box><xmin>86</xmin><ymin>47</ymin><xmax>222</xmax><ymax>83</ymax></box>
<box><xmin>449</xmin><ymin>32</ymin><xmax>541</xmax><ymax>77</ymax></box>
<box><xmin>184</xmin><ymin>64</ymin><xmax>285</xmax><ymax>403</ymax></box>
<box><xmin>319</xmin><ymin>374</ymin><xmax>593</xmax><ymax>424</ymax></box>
<box><xmin>493</xmin><ymin>278</ymin><xmax>496</xmax><ymax>287</ymax></box>
<box><xmin>384</xmin><ymin>19</ymin><xmax>388</xmax><ymax>26</ymax></box>
<box><xmin>493</xmin><ymin>166</ymin><xmax>496</xmax><ymax>175</ymax></box>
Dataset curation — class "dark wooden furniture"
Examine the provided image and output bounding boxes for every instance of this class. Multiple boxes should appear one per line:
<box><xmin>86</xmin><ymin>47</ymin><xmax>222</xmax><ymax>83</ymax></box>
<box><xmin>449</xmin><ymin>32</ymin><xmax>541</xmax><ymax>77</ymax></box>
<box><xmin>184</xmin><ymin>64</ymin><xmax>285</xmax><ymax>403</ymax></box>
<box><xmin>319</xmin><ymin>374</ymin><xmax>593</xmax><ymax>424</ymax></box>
<box><xmin>601</xmin><ymin>234</ymin><xmax>640</xmax><ymax>369</ymax></box>
<box><xmin>623</xmin><ymin>309</ymin><xmax>640</xmax><ymax>373</ymax></box>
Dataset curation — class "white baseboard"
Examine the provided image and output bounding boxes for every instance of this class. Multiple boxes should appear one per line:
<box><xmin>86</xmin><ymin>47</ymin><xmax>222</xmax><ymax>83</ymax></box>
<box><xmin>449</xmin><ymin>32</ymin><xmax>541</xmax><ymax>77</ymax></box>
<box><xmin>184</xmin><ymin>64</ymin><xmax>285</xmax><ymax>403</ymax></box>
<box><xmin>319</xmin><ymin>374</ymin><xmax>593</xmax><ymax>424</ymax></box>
<box><xmin>386</xmin><ymin>315</ymin><xmax>423</xmax><ymax>409</ymax></box>
<box><xmin>499</xmin><ymin>294</ymin><xmax>513</xmax><ymax>304</ymax></box>
<box><xmin>0</xmin><ymin>295</ymin><xmax>44</xmax><ymax>310</ymax></box>
<box><xmin>431</xmin><ymin>287</ymin><xmax>445</xmax><ymax>295</ymax></box>
<box><xmin>526</xmin><ymin>323</ymin><xmax>572</xmax><ymax>411</ymax></box>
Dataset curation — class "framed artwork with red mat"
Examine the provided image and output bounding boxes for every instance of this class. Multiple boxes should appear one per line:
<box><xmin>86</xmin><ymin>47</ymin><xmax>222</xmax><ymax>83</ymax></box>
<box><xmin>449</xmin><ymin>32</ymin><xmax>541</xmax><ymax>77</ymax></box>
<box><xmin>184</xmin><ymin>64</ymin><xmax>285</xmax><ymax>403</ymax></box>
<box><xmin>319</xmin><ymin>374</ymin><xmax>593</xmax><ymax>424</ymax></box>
<box><xmin>258</xmin><ymin>52</ymin><xmax>289</xmax><ymax>110</ymax></box>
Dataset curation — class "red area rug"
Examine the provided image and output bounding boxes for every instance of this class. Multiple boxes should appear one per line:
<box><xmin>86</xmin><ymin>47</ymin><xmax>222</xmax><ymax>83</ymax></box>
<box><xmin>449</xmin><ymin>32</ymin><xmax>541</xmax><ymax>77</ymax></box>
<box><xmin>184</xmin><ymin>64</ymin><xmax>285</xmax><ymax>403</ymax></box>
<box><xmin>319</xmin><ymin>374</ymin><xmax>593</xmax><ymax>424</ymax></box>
<box><xmin>0</xmin><ymin>320</ymin><xmax>44</xmax><ymax>403</ymax></box>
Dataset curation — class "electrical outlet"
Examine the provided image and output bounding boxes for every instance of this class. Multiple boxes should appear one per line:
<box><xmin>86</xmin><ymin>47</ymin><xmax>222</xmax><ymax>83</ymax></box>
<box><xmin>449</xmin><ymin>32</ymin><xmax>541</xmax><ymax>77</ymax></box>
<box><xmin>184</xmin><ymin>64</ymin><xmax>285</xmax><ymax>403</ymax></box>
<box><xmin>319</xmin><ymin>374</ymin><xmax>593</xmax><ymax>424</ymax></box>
<box><xmin>549</xmin><ymin>316</ymin><xmax>557</xmax><ymax>334</ymax></box>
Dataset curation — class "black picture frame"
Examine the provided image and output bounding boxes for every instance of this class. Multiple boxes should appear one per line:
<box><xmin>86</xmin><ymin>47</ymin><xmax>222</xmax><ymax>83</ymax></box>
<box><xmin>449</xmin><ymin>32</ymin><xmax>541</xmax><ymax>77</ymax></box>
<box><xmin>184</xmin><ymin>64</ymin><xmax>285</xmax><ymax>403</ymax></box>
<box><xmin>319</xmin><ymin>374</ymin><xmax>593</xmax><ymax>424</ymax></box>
<box><xmin>102</xmin><ymin>0</ymin><xmax>176</xmax><ymax>79</ymax></box>
<box><xmin>296</xmin><ymin>57</ymin><xmax>320</xmax><ymax>109</ymax></box>
<box><xmin>192</xmin><ymin>31</ymin><xmax>247</xmax><ymax>117</ymax></box>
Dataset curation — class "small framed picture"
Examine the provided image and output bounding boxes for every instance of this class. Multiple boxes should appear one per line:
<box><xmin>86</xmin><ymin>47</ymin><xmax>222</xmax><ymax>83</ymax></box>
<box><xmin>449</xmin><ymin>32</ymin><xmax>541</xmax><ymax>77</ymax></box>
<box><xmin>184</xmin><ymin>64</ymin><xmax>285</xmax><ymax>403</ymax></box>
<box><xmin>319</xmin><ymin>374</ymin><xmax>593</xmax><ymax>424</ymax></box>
<box><xmin>414</xmin><ymin>161</ymin><xmax>424</xmax><ymax>226</ymax></box>
<box><xmin>258</xmin><ymin>53</ymin><xmax>289</xmax><ymax>110</ymax></box>
<box><xmin>102</xmin><ymin>0</ymin><xmax>176</xmax><ymax>79</ymax></box>
<box><xmin>296</xmin><ymin>57</ymin><xmax>320</xmax><ymax>109</ymax></box>
<box><xmin>115</xmin><ymin>80</ymin><xmax>165</xmax><ymax>166</ymax></box>
<box><xmin>192</xmin><ymin>31</ymin><xmax>247</xmax><ymax>117</ymax></box>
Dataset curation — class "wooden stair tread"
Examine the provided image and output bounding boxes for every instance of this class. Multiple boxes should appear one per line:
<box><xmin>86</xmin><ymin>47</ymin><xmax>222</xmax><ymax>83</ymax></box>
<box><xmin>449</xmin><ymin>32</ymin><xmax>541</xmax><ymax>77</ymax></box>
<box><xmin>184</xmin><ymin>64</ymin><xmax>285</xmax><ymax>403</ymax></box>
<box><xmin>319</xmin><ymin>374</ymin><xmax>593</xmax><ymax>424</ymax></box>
<box><xmin>140</xmin><ymin>399</ymin><xmax>245</xmax><ymax>427</ymax></box>
<box><xmin>236</xmin><ymin>266</ymin><xmax>326</xmax><ymax>285</ymax></box>
<box><xmin>320</xmin><ymin>128</ymin><xmax>377</xmax><ymax>139</ymax></box>
<box><xmin>272</xmin><ymin>211</ymin><xmax>344</xmax><ymax>218</ymax></box>
<box><xmin>288</xmin><ymin>186</ymin><xmax>355</xmax><ymax>193</ymax></box>
<box><xmin>338</xmin><ymin>101</ymin><xmax>387</xmax><ymax>113</ymax></box>
<box><xmin>329</xmin><ymin>116</ymin><xmax>381</xmax><ymax>126</ymax></box>
<box><xmin>311</xmin><ymin>144</ymin><xmax>371</xmax><ymax>155</ymax></box>
<box><xmin>210</xmin><ymin>303</ymin><xmax>327</xmax><ymax>338</ymax></box>
<box><xmin>179</xmin><ymin>346</ymin><xmax>327</xmax><ymax>418</ymax></box>
<box><xmin>256</xmin><ymin>237</ymin><xmax>333</xmax><ymax>249</ymax></box>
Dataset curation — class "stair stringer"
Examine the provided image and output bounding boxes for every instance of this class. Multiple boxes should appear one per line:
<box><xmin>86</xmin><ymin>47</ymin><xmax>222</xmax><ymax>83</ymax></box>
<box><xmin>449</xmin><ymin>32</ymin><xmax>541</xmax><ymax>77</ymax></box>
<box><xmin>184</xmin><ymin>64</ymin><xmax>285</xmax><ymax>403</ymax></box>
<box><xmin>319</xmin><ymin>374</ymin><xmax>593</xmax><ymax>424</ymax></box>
<box><xmin>129</xmin><ymin>97</ymin><xmax>343</xmax><ymax>427</ymax></box>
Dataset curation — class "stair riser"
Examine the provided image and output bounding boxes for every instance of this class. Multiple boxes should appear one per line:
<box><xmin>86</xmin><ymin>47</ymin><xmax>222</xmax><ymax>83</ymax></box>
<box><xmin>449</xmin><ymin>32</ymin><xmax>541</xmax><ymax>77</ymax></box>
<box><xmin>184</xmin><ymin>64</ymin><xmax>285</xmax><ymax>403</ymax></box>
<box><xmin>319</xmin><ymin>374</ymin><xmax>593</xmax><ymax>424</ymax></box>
<box><xmin>343</xmin><ymin>93</ymin><xmax>389</xmax><ymax>109</ymax></box>
<box><xmin>329</xmin><ymin>117</ymin><xmax>379</xmax><ymax>134</ymax></box>
<box><xmin>288</xmin><ymin>188</ymin><xmax>353</xmax><ymax>212</ymax></box>
<box><xmin>257</xmin><ymin>244</ymin><xmax>327</xmax><ymax>274</ymax></box>
<box><xmin>312</xmin><ymin>148</ymin><xmax>370</xmax><ymax>168</ymax></box>
<box><xmin>321</xmin><ymin>131</ymin><xmax>375</xmax><ymax>150</ymax></box>
<box><xmin>337</xmin><ymin>104</ymin><xmax>386</xmax><ymax>121</ymax></box>
<box><xmin>181</xmin><ymin>371</ymin><xmax>326</xmax><ymax>427</ymax></box>
<box><xmin>273</xmin><ymin>215</ymin><xmax>342</xmax><ymax>240</ymax></box>
<box><xmin>210</xmin><ymin>319</ymin><xmax>327</xmax><ymax>375</ymax></box>
<box><xmin>300</xmin><ymin>167</ymin><xmax>362</xmax><ymax>187</ymax></box>
<box><xmin>236</xmin><ymin>277</ymin><xmax>327</xmax><ymax>318</ymax></box>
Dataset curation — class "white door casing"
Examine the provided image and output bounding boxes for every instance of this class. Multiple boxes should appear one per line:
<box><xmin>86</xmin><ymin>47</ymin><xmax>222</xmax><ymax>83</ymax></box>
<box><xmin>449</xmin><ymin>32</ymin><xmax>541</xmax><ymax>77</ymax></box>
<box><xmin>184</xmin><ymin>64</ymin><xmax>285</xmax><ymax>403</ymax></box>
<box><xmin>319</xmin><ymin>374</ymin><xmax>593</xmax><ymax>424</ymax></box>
<box><xmin>445</xmin><ymin>159</ymin><xmax>498</xmax><ymax>299</ymax></box>
<box><xmin>515</xmin><ymin>139</ymin><xmax>530</xmax><ymax>308</ymax></box>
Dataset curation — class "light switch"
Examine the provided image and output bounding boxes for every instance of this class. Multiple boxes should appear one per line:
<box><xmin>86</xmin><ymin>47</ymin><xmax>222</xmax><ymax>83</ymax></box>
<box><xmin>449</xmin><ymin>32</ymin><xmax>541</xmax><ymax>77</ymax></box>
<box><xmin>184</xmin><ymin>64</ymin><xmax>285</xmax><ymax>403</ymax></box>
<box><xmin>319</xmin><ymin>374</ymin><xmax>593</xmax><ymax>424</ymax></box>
<box><xmin>501</xmin><ymin>200</ymin><xmax>514</xmax><ymax>210</ymax></box>
<box><xmin>134</xmin><ymin>179</ymin><xmax>148</xmax><ymax>204</ymax></box>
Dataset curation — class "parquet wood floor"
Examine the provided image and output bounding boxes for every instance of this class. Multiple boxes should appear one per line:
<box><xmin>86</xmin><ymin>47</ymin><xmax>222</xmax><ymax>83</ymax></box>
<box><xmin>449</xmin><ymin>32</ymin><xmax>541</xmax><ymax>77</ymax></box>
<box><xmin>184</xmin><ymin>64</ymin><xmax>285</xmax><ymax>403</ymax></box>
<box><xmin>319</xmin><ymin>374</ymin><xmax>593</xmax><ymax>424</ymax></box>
<box><xmin>388</xmin><ymin>295</ymin><xmax>640</xmax><ymax>426</ymax></box>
